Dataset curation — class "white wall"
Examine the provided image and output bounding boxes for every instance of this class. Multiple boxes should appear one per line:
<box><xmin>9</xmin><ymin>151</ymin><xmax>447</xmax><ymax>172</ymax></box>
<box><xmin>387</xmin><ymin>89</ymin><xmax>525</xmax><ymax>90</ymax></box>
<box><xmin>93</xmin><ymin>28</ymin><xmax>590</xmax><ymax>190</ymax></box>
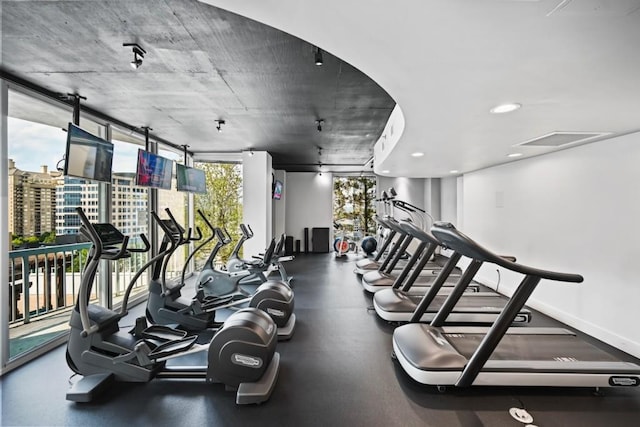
<box><xmin>242</xmin><ymin>151</ymin><xmax>272</xmax><ymax>256</ymax></box>
<box><xmin>423</xmin><ymin>178</ymin><xmax>441</xmax><ymax>224</ymax></box>
<box><xmin>461</xmin><ymin>133</ymin><xmax>640</xmax><ymax>358</ymax></box>
<box><xmin>377</xmin><ymin>176</ymin><xmax>425</xmax><ymax>220</ymax></box>
<box><xmin>285</xmin><ymin>172</ymin><xmax>333</xmax><ymax>249</ymax></box>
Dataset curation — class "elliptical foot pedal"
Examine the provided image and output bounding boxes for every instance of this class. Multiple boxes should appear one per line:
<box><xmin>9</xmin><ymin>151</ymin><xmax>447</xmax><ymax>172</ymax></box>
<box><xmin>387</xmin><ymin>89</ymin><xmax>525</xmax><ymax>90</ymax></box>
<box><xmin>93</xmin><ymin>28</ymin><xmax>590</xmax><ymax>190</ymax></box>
<box><xmin>148</xmin><ymin>336</ymin><xmax>197</xmax><ymax>360</ymax></box>
<box><xmin>276</xmin><ymin>314</ymin><xmax>296</xmax><ymax>341</ymax></box>
<box><xmin>66</xmin><ymin>373</ymin><xmax>114</xmax><ymax>402</ymax></box>
<box><xmin>236</xmin><ymin>352</ymin><xmax>280</xmax><ymax>405</ymax></box>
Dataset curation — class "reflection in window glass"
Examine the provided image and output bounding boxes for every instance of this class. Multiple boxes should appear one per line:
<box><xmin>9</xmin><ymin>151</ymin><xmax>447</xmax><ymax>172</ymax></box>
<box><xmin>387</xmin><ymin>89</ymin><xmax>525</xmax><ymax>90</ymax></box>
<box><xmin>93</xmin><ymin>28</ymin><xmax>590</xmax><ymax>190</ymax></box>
<box><xmin>110</xmin><ymin>139</ymin><xmax>149</xmax><ymax>304</ymax></box>
<box><xmin>157</xmin><ymin>149</ymin><xmax>188</xmax><ymax>281</ymax></box>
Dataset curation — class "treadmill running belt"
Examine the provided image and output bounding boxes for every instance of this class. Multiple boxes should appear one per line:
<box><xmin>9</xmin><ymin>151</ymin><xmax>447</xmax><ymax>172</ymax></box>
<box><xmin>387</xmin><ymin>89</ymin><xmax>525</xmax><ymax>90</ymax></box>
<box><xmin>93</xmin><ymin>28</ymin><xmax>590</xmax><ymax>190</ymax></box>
<box><xmin>447</xmin><ymin>333</ymin><xmax>620</xmax><ymax>362</ymax></box>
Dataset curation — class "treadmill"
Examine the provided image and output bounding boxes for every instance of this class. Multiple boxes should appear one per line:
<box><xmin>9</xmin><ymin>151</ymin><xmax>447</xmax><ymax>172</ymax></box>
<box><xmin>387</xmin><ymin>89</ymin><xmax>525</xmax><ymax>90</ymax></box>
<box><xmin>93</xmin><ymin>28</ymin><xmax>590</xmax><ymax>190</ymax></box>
<box><xmin>393</xmin><ymin>222</ymin><xmax>640</xmax><ymax>388</ymax></box>
<box><xmin>354</xmin><ymin>216</ymin><xmax>401</xmax><ymax>274</ymax></box>
<box><xmin>355</xmin><ymin>217</ymin><xmax>412</xmax><ymax>275</ymax></box>
<box><xmin>361</xmin><ymin>220</ymin><xmax>463</xmax><ymax>294</ymax></box>
<box><xmin>374</xmin><ymin>222</ymin><xmax>531</xmax><ymax>324</ymax></box>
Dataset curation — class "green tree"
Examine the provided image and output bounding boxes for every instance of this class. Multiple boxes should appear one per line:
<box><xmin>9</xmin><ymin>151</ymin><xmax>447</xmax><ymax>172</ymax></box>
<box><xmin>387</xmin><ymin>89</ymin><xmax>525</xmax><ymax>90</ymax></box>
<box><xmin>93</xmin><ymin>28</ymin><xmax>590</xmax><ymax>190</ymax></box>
<box><xmin>25</xmin><ymin>236</ymin><xmax>39</xmax><ymax>244</ymax></box>
<box><xmin>72</xmin><ymin>248</ymin><xmax>89</xmax><ymax>273</ymax></box>
<box><xmin>333</xmin><ymin>176</ymin><xmax>377</xmax><ymax>240</ymax></box>
<box><xmin>194</xmin><ymin>163</ymin><xmax>243</xmax><ymax>267</ymax></box>
<box><xmin>39</xmin><ymin>231</ymin><xmax>57</xmax><ymax>244</ymax></box>
<box><xmin>11</xmin><ymin>236</ymin><xmax>24</xmax><ymax>248</ymax></box>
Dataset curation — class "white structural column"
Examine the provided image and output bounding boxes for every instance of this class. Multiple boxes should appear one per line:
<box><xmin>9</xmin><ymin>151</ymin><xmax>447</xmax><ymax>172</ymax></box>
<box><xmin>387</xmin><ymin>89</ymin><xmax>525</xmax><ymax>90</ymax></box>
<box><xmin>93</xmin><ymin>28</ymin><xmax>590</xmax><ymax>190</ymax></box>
<box><xmin>1</xmin><ymin>81</ymin><xmax>9</xmax><ymax>372</ymax></box>
<box><xmin>242</xmin><ymin>151</ymin><xmax>273</xmax><ymax>257</ymax></box>
<box><xmin>423</xmin><ymin>177</ymin><xmax>441</xmax><ymax>224</ymax></box>
<box><xmin>272</xmin><ymin>169</ymin><xmax>286</xmax><ymax>238</ymax></box>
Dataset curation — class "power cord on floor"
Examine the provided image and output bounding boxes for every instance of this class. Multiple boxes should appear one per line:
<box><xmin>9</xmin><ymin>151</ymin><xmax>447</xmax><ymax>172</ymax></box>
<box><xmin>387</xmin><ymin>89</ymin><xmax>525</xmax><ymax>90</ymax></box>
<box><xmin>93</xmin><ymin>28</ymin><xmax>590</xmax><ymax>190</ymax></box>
<box><xmin>495</xmin><ymin>268</ymin><xmax>501</xmax><ymax>294</ymax></box>
<box><xmin>68</xmin><ymin>372</ymin><xmax>79</xmax><ymax>386</ymax></box>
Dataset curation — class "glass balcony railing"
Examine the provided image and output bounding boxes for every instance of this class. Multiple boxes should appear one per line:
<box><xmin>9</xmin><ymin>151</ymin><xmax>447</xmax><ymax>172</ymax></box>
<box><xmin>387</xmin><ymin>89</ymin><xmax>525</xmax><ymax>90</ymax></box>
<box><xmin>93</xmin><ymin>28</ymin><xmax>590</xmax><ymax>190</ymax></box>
<box><xmin>7</xmin><ymin>242</ymin><xmax>153</xmax><ymax>360</ymax></box>
<box><xmin>8</xmin><ymin>242</ymin><xmax>91</xmax><ymax>360</ymax></box>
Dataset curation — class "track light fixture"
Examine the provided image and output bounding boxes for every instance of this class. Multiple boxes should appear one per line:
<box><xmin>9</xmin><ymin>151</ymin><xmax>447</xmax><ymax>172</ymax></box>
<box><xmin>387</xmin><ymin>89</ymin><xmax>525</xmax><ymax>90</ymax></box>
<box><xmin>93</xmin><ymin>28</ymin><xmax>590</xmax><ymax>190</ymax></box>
<box><xmin>123</xmin><ymin>43</ymin><xmax>146</xmax><ymax>70</ymax></box>
<box><xmin>314</xmin><ymin>47</ymin><xmax>323</xmax><ymax>66</ymax></box>
<box><xmin>215</xmin><ymin>119</ymin><xmax>225</xmax><ymax>132</ymax></box>
<box><xmin>316</xmin><ymin>119</ymin><xmax>324</xmax><ymax>132</ymax></box>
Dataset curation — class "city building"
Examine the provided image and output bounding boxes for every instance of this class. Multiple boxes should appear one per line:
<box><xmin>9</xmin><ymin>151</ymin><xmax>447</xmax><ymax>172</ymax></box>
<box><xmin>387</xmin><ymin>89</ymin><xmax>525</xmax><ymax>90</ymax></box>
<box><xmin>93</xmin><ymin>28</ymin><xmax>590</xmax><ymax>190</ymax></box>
<box><xmin>8</xmin><ymin>159</ymin><xmax>60</xmax><ymax>238</ymax></box>
<box><xmin>56</xmin><ymin>173</ymin><xmax>149</xmax><ymax>236</ymax></box>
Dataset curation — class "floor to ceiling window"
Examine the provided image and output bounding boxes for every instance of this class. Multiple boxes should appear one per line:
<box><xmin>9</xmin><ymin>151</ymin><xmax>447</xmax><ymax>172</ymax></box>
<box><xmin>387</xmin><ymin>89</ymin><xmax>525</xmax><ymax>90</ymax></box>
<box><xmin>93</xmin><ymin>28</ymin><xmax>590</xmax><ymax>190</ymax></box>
<box><xmin>7</xmin><ymin>89</ymin><xmax>93</xmax><ymax>362</ymax></box>
<box><xmin>2</xmin><ymin>84</ymin><xmax>199</xmax><ymax>373</ymax></box>
<box><xmin>332</xmin><ymin>176</ymin><xmax>377</xmax><ymax>252</ymax></box>
<box><xmin>193</xmin><ymin>162</ymin><xmax>243</xmax><ymax>270</ymax></box>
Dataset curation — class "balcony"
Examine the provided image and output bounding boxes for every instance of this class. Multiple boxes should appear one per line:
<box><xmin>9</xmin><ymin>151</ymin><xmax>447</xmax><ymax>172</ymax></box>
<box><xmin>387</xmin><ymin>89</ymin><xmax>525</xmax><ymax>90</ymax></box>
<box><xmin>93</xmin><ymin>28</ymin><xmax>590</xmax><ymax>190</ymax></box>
<box><xmin>7</xmin><ymin>242</ymin><xmax>151</xmax><ymax>361</ymax></box>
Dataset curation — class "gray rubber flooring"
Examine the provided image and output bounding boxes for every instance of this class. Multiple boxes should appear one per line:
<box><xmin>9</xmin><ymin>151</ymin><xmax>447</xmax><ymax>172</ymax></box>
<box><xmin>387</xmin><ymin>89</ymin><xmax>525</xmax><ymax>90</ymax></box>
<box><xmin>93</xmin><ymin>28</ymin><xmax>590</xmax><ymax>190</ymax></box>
<box><xmin>2</xmin><ymin>253</ymin><xmax>640</xmax><ymax>426</ymax></box>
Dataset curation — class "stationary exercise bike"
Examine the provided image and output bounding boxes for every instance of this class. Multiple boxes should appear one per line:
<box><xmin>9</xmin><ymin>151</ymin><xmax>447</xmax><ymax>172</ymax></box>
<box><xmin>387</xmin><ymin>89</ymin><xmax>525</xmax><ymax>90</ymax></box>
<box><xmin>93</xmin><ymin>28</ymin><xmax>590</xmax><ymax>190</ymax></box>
<box><xmin>65</xmin><ymin>207</ymin><xmax>280</xmax><ymax>405</ymax></box>
<box><xmin>333</xmin><ymin>221</ymin><xmax>356</xmax><ymax>257</ymax></box>
<box><xmin>145</xmin><ymin>208</ymin><xmax>296</xmax><ymax>340</ymax></box>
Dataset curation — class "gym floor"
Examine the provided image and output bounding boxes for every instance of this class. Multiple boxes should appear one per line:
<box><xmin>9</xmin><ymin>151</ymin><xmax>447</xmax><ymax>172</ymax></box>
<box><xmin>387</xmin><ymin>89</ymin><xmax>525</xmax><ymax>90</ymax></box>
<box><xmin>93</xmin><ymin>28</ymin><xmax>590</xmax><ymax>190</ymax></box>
<box><xmin>2</xmin><ymin>253</ymin><xmax>640</xmax><ymax>426</ymax></box>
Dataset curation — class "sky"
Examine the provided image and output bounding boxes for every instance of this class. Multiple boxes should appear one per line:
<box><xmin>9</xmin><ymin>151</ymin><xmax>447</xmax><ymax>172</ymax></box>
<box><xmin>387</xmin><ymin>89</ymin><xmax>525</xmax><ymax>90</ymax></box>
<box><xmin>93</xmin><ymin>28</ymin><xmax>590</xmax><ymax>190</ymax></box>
<box><xmin>7</xmin><ymin>117</ymin><xmax>178</xmax><ymax>174</ymax></box>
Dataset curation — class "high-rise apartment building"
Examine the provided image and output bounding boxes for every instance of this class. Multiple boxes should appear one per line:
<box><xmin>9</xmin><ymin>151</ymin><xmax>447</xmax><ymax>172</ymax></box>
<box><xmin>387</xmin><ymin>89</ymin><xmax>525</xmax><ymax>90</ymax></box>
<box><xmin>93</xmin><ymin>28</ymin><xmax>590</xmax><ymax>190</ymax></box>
<box><xmin>56</xmin><ymin>172</ymin><xmax>148</xmax><ymax>236</ymax></box>
<box><xmin>8</xmin><ymin>159</ymin><xmax>61</xmax><ymax>237</ymax></box>
<box><xmin>8</xmin><ymin>159</ymin><xmax>172</xmax><ymax>240</ymax></box>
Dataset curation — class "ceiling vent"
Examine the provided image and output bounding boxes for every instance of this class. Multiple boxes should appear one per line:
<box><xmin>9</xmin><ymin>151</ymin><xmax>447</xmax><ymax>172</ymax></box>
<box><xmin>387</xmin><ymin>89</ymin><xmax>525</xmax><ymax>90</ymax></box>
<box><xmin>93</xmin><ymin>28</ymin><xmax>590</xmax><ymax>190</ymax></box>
<box><xmin>516</xmin><ymin>131</ymin><xmax>610</xmax><ymax>148</ymax></box>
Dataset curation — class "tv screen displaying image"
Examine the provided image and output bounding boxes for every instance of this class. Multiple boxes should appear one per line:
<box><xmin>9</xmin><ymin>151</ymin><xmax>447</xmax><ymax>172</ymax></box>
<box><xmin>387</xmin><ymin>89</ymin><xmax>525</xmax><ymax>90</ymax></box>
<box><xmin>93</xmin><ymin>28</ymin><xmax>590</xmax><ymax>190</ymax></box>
<box><xmin>135</xmin><ymin>149</ymin><xmax>173</xmax><ymax>190</ymax></box>
<box><xmin>176</xmin><ymin>163</ymin><xmax>206</xmax><ymax>194</ymax></box>
<box><xmin>273</xmin><ymin>180</ymin><xmax>283</xmax><ymax>200</ymax></box>
<box><xmin>64</xmin><ymin>123</ymin><xmax>114</xmax><ymax>183</ymax></box>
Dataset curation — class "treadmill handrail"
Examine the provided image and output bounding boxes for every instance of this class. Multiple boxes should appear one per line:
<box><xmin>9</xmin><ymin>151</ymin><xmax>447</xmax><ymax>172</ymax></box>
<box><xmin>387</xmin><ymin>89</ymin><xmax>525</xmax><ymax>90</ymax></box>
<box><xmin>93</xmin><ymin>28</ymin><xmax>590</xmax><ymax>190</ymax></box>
<box><xmin>431</xmin><ymin>222</ymin><xmax>583</xmax><ymax>283</ymax></box>
<box><xmin>399</xmin><ymin>221</ymin><xmax>439</xmax><ymax>245</ymax></box>
<box><xmin>385</xmin><ymin>218</ymin><xmax>407</xmax><ymax>235</ymax></box>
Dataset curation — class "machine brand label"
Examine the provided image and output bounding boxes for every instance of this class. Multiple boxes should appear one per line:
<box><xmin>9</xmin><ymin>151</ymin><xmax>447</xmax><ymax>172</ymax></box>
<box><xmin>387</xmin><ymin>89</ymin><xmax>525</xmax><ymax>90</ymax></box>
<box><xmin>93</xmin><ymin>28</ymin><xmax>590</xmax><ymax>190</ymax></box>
<box><xmin>609</xmin><ymin>376</ymin><xmax>639</xmax><ymax>387</ymax></box>
<box><xmin>428</xmin><ymin>330</ymin><xmax>448</xmax><ymax>346</ymax></box>
<box><xmin>266</xmin><ymin>308</ymin><xmax>285</xmax><ymax>318</ymax></box>
<box><xmin>232</xmin><ymin>353</ymin><xmax>263</xmax><ymax>369</ymax></box>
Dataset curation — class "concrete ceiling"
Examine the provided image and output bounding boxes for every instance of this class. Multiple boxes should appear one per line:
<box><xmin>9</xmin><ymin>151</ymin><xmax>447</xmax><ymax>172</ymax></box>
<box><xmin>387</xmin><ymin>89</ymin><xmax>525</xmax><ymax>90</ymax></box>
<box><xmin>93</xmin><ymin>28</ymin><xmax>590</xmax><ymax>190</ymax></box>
<box><xmin>0</xmin><ymin>0</ymin><xmax>395</xmax><ymax>173</ymax></box>
<box><xmin>200</xmin><ymin>0</ymin><xmax>640</xmax><ymax>177</ymax></box>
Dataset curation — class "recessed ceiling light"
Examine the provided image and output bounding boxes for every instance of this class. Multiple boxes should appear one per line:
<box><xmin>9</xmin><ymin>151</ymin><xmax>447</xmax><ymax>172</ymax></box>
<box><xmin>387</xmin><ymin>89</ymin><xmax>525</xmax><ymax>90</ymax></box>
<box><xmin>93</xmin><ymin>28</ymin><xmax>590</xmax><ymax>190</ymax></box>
<box><xmin>411</xmin><ymin>152</ymin><xmax>424</xmax><ymax>157</ymax></box>
<box><xmin>490</xmin><ymin>103</ymin><xmax>521</xmax><ymax>114</ymax></box>
<box><xmin>508</xmin><ymin>153</ymin><xmax>523</xmax><ymax>158</ymax></box>
<box><xmin>381</xmin><ymin>170</ymin><xmax>390</xmax><ymax>174</ymax></box>
<box><xmin>450</xmin><ymin>170</ymin><xmax>459</xmax><ymax>174</ymax></box>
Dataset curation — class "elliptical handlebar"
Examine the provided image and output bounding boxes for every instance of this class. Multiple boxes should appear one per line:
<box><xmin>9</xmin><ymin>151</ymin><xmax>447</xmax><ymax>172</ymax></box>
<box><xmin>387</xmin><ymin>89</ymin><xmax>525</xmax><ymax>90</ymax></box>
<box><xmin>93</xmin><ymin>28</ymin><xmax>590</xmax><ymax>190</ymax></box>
<box><xmin>183</xmin><ymin>227</ymin><xmax>192</xmax><ymax>244</ymax></box>
<box><xmin>153</xmin><ymin>211</ymin><xmax>179</xmax><ymax>246</ymax></box>
<box><xmin>190</xmin><ymin>227</ymin><xmax>203</xmax><ymax>242</ymax></box>
<box><xmin>75</xmin><ymin>207</ymin><xmax>153</xmax><ymax>338</ymax></box>
<box><xmin>240</xmin><ymin>223</ymin><xmax>254</xmax><ymax>239</ymax></box>
<box><xmin>197</xmin><ymin>209</ymin><xmax>216</xmax><ymax>232</ymax></box>
<box><xmin>214</xmin><ymin>228</ymin><xmax>226</xmax><ymax>244</ymax></box>
<box><xmin>223</xmin><ymin>228</ymin><xmax>232</xmax><ymax>242</ymax></box>
<box><xmin>129</xmin><ymin>233</ymin><xmax>151</xmax><ymax>253</ymax></box>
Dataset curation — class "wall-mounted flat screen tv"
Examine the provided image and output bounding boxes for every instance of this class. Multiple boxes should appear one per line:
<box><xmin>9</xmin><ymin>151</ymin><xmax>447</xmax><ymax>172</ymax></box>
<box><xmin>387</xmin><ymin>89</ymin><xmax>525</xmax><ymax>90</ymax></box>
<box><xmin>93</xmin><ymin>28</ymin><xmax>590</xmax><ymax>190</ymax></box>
<box><xmin>135</xmin><ymin>149</ymin><xmax>173</xmax><ymax>190</ymax></box>
<box><xmin>176</xmin><ymin>163</ymin><xmax>206</xmax><ymax>194</ymax></box>
<box><xmin>64</xmin><ymin>123</ymin><xmax>114</xmax><ymax>183</ymax></box>
<box><xmin>273</xmin><ymin>180</ymin><xmax>283</xmax><ymax>200</ymax></box>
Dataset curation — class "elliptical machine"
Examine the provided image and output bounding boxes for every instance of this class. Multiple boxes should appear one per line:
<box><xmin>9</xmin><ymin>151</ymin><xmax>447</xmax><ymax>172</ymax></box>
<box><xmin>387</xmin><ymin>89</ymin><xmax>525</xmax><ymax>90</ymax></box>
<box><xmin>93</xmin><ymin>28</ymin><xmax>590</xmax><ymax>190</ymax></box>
<box><xmin>65</xmin><ymin>207</ymin><xmax>280</xmax><ymax>405</ymax></box>
<box><xmin>226</xmin><ymin>224</ymin><xmax>294</xmax><ymax>285</ymax></box>
<box><xmin>145</xmin><ymin>208</ymin><xmax>296</xmax><ymax>340</ymax></box>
